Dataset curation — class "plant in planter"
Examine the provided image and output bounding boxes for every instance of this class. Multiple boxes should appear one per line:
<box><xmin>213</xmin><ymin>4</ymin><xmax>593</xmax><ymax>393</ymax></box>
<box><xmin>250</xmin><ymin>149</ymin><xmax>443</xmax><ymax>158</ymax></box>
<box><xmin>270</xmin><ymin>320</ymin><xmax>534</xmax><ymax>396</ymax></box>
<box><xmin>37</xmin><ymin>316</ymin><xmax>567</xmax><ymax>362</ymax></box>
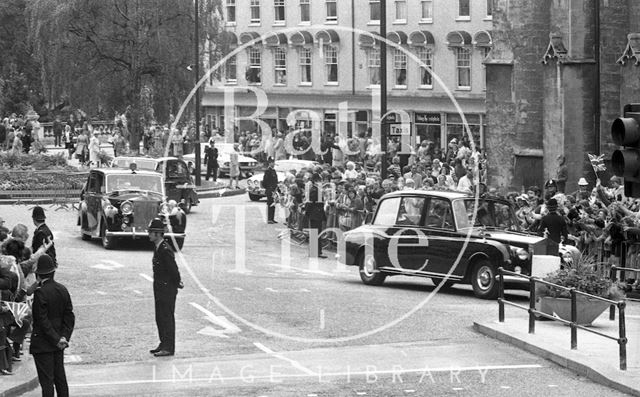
<box><xmin>535</xmin><ymin>252</ymin><xmax>625</xmax><ymax>325</ymax></box>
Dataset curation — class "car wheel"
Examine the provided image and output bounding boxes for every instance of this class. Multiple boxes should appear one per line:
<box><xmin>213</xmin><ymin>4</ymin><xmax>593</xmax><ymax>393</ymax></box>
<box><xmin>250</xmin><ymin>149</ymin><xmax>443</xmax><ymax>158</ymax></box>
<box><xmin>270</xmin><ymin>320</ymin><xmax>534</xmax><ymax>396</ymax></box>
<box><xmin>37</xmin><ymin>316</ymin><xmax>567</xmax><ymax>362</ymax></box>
<box><xmin>358</xmin><ymin>252</ymin><xmax>386</xmax><ymax>286</ymax></box>
<box><xmin>431</xmin><ymin>277</ymin><xmax>455</xmax><ymax>290</ymax></box>
<box><xmin>471</xmin><ymin>259</ymin><xmax>498</xmax><ymax>299</ymax></box>
<box><xmin>100</xmin><ymin>222</ymin><xmax>116</xmax><ymax>250</ymax></box>
<box><xmin>248</xmin><ymin>193</ymin><xmax>262</xmax><ymax>202</ymax></box>
<box><xmin>81</xmin><ymin>229</ymin><xmax>91</xmax><ymax>241</ymax></box>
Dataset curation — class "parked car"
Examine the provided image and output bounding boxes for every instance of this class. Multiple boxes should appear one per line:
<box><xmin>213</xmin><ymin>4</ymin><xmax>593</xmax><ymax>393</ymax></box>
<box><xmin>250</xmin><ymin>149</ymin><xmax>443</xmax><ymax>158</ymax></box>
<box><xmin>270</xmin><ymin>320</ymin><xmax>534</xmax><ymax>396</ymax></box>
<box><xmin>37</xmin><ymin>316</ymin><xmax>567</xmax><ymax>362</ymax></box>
<box><xmin>184</xmin><ymin>142</ymin><xmax>259</xmax><ymax>177</ymax></box>
<box><xmin>339</xmin><ymin>190</ymin><xmax>563</xmax><ymax>299</ymax></box>
<box><xmin>110</xmin><ymin>156</ymin><xmax>199</xmax><ymax>213</ymax></box>
<box><xmin>246</xmin><ymin>159</ymin><xmax>319</xmax><ymax>201</ymax></box>
<box><xmin>78</xmin><ymin>168</ymin><xmax>186</xmax><ymax>250</ymax></box>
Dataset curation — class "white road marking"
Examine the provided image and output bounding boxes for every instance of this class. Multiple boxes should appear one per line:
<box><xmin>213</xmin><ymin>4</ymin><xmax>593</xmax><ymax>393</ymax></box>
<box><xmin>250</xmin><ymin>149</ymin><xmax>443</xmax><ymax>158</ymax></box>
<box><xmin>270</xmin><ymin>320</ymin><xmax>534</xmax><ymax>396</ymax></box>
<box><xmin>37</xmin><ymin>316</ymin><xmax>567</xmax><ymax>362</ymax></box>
<box><xmin>299</xmin><ymin>288</ymin><xmax>310</xmax><ymax>292</ymax></box>
<box><xmin>69</xmin><ymin>364</ymin><xmax>544</xmax><ymax>388</ymax></box>
<box><xmin>500</xmin><ymin>386</ymin><xmax>511</xmax><ymax>389</ymax></box>
<box><xmin>139</xmin><ymin>273</ymin><xmax>153</xmax><ymax>282</ymax></box>
<box><xmin>262</xmin><ymin>262</ymin><xmax>335</xmax><ymax>277</ymax></box>
<box><xmin>265</xmin><ymin>287</ymin><xmax>278</xmax><ymax>293</ymax></box>
<box><xmin>233</xmin><ymin>287</ymin><xmax>243</xmax><ymax>291</ymax></box>
<box><xmin>319</xmin><ymin>309</ymin><xmax>325</xmax><ymax>330</ymax></box>
<box><xmin>96</xmin><ymin>291</ymin><xmax>107</xmax><ymax>295</ymax></box>
<box><xmin>253</xmin><ymin>342</ymin><xmax>316</xmax><ymax>376</ymax></box>
<box><xmin>356</xmin><ymin>392</ymin><xmax>367</xmax><ymax>396</ymax></box>
<box><xmin>91</xmin><ymin>260</ymin><xmax>125</xmax><ymax>271</ymax></box>
<box><xmin>452</xmin><ymin>387</ymin><xmax>464</xmax><ymax>391</ymax></box>
<box><xmin>404</xmin><ymin>390</ymin><xmax>415</xmax><ymax>394</ymax></box>
<box><xmin>190</xmin><ymin>302</ymin><xmax>241</xmax><ymax>333</ymax></box>
<box><xmin>548</xmin><ymin>385</ymin><xmax>558</xmax><ymax>387</ymax></box>
<box><xmin>197</xmin><ymin>326</ymin><xmax>230</xmax><ymax>338</ymax></box>
<box><xmin>64</xmin><ymin>355</ymin><xmax>82</xmax><ymax>363</ymax></box>
<box><xmin>132</xmin><ymin>290</ymin><xmax>143</xmax><ymax>295</ymax></box>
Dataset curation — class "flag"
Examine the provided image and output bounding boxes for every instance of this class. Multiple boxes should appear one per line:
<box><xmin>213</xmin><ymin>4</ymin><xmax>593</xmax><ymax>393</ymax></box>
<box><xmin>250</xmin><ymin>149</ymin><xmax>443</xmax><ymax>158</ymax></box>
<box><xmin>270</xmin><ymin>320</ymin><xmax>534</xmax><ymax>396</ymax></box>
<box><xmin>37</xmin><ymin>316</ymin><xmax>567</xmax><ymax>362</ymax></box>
<box><xmin>2</xmin><ymin>301</ymin><xmax>30</xmax><ymax>327</ymax></box>
<box><xmin>588</xmin><ymin>153</ymin><xmax>606</xmax><ymax>172</ymax></box>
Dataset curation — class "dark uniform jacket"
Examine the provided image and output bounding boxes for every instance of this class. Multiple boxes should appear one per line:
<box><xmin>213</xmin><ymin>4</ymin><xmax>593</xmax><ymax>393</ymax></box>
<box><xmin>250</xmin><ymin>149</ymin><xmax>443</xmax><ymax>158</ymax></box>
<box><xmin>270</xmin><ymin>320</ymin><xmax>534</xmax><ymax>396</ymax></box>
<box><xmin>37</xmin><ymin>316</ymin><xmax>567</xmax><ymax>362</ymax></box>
<box><xmin>153</xmin><ymin>241</ymin><xmax>181</xmax><ymax>290</ymax></box>
<box><xmin>29</xmin><ymin>279</ymin><xmax>75</xmax><ymax>354</ymax></box>
<box><xmin>262</xmin><ymin>168</ymin><xmax>278</xmax><ymax>191</ymax></box>
<box><xmin>32</xmin><ymin>223</ymin><xmax>56</xmax><ymax>264</ymax></box>
<box><xmin>538</xmin><ymin>211</ymin><xmax>569</xmax><ymax>245</ymax></box>
<box><xmin>203</xmin><ymin>146</ymin><xmax>218</xmax><ymax>167</ymax></box>
<box><xmin>305</xmin><ymin>184</ymin><xmax>326</xmax><ymax>222</ymax></box>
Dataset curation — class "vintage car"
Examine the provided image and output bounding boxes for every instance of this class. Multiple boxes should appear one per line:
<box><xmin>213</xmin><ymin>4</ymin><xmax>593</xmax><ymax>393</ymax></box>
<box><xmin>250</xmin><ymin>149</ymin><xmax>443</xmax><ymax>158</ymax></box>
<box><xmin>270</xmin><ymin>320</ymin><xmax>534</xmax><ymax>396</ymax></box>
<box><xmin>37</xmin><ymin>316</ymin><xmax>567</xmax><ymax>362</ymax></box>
<box><xmin>339</xmin><ymin>190</ymin><xmax>563</xmax><ymax>299</ymax></box>
<box><xmin>78</xmin><ymin>168</ymin><xmax>186</xmax><ymax>250</ymax></box>
<box><xmin>110</xmin><ymin>156</ymin><xmax>199</xmax><ymax>213</ymax></box>
<box><xmin>245</xmin><ymin>159</ymin><xmax>319</xmax><ymax>201</ymax></box>
<box><xmin>184</xmin><ymin>142</ymin><xmax>259</xmax><ymax>177</ymax></box>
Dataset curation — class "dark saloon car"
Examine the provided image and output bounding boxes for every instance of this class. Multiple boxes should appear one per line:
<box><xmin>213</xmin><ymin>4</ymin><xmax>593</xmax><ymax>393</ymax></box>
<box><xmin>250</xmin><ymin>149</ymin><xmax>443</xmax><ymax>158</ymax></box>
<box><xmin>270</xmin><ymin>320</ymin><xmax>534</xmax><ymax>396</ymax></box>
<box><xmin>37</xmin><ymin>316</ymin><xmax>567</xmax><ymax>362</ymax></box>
<box><xmin>111</xmin><ymin>156</ymin><xmax>199</xmax><ymax>213</ymax></box>
<box><xmin>339</xmin><ymin>190</ymin><xmax>556</xmax><ymax>299</ymax></box>
<box><xmin>78</xmin><ymin>168</ymin><xmax>186</xmax><ymax>250</ymax></box>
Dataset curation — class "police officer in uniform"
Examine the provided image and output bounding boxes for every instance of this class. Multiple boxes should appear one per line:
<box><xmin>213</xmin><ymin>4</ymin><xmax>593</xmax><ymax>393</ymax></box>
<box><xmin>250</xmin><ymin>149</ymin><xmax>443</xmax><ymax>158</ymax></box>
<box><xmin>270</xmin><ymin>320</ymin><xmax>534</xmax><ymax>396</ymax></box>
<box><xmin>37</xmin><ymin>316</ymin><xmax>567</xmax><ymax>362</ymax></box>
<box><xmin>263</xmin><ymin>157</ymin><xmax>279</xmax><ymax>224</ymax></box>
<box><xmin>147</xmin><ymin>218</ymin><xmax>182</xmax><ymax>357</ymax></box>
<box><xmin>32</xmin><ymin>206</ymin><xmax>56</xmax><ymax>265</ymax></box>
<box><xmin>203</xmin><ymin>139</ymin><xmax>218</xmax><ymax>181</ymax></box>
<box><xmin>30</xmin><ymin>254</ymin><xmax>75</xmax><ymax>397</ymax></box>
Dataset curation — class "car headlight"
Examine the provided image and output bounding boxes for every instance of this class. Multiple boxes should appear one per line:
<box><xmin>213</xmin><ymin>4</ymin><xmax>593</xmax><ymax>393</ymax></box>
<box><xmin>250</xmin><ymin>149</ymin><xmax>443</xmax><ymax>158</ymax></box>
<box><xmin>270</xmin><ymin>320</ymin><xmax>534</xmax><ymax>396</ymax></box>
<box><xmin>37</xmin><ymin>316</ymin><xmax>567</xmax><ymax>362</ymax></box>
<box><xmin>121</xmin><ymin>200</ymin><xmax>134</xmax><ymax>215</ymax></box>
<box><xmin>511</xmin><ymin>246</ymin><xmax>529</xmax><ymax>261</ymax></box>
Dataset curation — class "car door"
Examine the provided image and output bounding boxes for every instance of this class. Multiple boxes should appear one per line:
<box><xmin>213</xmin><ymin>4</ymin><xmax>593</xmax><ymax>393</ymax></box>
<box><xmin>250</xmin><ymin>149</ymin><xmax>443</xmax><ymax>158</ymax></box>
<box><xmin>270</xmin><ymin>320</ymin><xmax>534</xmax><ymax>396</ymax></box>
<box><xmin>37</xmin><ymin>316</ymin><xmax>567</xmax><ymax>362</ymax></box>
<box><xmin>420</xmin><ymin>197</ymin><xmax>462</xmax><ymax>277</ymax></box>
<box><xmin>161</xmin><ymin>160</ymin><xmax>181</xmax><ymax>202</ymax></box>
<box><xmin>85</xmin><ymin>171</ymin><xmax>104</xmax><ymax>233</ymax></box>
<box><xmin>390</xmin><ymin>196</ymin><xmax>431</xmax><ymax>272</ymax></box>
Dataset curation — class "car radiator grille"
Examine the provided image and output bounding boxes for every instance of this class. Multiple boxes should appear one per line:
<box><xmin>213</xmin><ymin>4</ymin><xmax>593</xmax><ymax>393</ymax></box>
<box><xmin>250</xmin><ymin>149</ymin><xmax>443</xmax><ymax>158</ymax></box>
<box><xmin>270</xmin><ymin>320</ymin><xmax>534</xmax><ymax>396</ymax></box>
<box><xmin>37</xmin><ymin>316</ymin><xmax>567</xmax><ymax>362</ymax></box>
<box><xmin>132</xmin><ymin>201</ymin><xmax>158</xmax><ymax>229</ymax></box>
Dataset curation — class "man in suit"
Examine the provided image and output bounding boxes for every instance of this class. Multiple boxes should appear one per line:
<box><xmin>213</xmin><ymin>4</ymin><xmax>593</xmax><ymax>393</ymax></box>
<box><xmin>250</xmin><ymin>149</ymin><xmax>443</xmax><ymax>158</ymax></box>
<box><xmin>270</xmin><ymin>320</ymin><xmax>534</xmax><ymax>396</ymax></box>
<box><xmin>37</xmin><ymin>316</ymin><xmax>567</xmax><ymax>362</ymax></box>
<box><xmin>538</xmin><ymin>198</ymin><xmax>569</xmax><ymax>255</ymax></box>
<box><xmin>263</xmin><ymin>157</ymin><xmax>279</xmax><ymax>224</ymax></box>
<box><xmin>32</xmin><ymin>206</ymin><xmax>56</xmax><ymax>265</ymax></box>
<box><xmin>148</xmin><ymin>218</ymin><xmax>183</xmax><ymax>357</ymax></box>
<box><xmin>305</xmin><ymin>173</ymin><xmax>327</xmax><ymax>258</ymax></box>
<box><xmin>203</xmin><ymin>140</ymin><xmax>219</xmax><ymax>181</ymax></box>
<box><xmin>30</xmin><ymin>254</ymin><xmax>74</xmax><ymax>397</ymax></box>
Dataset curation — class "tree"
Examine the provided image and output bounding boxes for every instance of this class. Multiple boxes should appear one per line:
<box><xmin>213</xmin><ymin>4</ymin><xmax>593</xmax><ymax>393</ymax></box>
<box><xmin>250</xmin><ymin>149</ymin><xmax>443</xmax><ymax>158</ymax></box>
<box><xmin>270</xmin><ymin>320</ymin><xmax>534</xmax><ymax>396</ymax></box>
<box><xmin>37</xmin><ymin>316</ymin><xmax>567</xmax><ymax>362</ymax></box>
<box><xmin>26</xmin><ymin>0</ymin><xmax>218</xmax><ymax>153</ymax></box>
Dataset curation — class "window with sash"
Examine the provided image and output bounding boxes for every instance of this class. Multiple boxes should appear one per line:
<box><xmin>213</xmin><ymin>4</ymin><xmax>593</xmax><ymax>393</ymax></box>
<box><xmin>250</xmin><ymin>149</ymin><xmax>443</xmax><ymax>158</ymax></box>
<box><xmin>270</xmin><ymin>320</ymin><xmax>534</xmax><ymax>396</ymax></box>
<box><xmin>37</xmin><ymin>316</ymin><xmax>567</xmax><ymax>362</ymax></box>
<box><xmin>274</xmin><ymin>47</ymin><xmax>287</xmax><ymax>85</ymax></box>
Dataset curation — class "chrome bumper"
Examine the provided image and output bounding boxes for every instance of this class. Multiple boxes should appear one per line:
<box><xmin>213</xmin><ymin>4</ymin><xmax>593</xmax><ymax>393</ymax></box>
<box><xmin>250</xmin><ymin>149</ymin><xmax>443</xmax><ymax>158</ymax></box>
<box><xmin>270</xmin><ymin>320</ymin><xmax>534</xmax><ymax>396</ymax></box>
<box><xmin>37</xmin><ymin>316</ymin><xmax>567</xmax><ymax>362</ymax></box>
<box><xmin>106</xmin><ymin>228</ymin><xmax>186</xmax><ymax>239</ymax></box>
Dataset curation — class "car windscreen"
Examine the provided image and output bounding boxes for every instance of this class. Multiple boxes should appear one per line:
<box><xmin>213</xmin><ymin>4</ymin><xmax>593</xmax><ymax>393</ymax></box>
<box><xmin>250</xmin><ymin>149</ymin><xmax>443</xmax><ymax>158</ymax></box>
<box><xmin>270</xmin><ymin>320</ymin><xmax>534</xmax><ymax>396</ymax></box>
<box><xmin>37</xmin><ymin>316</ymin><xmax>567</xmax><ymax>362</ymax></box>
<box><xmin>454</xmin><ymin>198</ymin><xmax>521</xmax><ymax>231</ymax></box>
<box><xmin>113</xmin><ymin>158</ymin><xmax>157</xmax><ymax>170</ymax></box>
<box><xmin>106</xmin><ymin>174</ymin><xmax>164</xmax><ymax>195</ymax></box>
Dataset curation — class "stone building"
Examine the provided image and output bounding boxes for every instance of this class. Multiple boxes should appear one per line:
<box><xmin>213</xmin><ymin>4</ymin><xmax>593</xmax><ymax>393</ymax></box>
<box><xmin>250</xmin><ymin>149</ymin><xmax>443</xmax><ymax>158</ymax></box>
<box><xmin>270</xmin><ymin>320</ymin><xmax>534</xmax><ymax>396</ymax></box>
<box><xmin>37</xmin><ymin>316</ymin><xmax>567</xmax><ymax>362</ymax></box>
<box><xmin>202</xmin><ymin>0</ymin><xmax>492</xmax><ymax>155</ymax></box>
<box><xmin>486</xmin><ymin>0</ymin><xmax>638</xmax><ymax>194</ymax></box>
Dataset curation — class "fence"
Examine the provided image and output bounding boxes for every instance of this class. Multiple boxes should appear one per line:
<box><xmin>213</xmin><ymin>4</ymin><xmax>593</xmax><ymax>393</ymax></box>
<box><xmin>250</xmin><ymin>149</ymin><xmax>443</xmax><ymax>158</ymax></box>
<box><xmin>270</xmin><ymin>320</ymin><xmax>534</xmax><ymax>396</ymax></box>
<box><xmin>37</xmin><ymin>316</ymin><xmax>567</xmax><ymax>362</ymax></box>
<box><xmin>497</xmin><ymin>267</ymin><xmax>628</xmax><ymax>370</ymax></box>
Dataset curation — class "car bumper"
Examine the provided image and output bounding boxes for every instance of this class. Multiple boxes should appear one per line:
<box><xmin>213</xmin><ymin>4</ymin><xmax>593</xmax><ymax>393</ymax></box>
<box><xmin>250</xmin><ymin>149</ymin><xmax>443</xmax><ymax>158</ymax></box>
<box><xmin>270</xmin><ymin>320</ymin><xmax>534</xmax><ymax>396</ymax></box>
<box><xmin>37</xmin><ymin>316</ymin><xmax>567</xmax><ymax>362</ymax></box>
<box><xmin>247</xmin><ymin>187</ymin><xmax>266</xmax><ymax>196</ymax></box>
<box><xmin>106</xmin><ymin>228</ymin><xmax>186</xmax><ymax>239</ymax></box>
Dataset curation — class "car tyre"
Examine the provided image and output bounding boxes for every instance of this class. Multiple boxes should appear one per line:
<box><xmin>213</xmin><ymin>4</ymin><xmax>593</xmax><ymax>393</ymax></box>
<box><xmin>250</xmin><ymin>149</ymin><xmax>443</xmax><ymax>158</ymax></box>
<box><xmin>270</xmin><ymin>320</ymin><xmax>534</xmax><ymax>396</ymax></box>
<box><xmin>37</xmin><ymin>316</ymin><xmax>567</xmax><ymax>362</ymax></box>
<box><xmin>431</xmin><ymin>277</ymin><xmax>455</xmax><ymax>290</ymax></box>
<box><xmin>471</xmin><ymin>259</ymin><xmax>498</xmax><ymax>299</ymax></box>
<box><xmin>248</xmin><ymin>193</ymin><xmax>262</xmax><ymax>202</ymax></box>
<box><xmin>182</xmin><ymin>199</ymin><xmax>192</xmax><ymax>214</ymax></box>
<box><xmin>358</xmin><ymin>252</ymin><xmax>386</xmax><ymax>286</ymax></box>
<box><xmin>100</xmin><ymin>222</ymin><xmax>117</xmax><ymax>250</ymax></box>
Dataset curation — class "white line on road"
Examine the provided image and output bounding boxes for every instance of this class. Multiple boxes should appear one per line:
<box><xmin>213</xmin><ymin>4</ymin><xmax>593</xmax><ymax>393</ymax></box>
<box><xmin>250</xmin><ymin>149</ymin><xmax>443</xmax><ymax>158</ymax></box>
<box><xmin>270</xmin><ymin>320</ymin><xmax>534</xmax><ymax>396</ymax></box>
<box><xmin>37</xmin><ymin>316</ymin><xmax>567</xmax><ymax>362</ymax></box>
<box><xmin>96</xmin><ymin>291</ymin><xmax>107</xmax><ymax>295</ymax></box>
<box><xmin>265</xmin><ymin>287</ymin><xmax>278</xmax><ymax>293</ymax></box>
<box><xmin>404</xmin><ymin>390</ymin><xmax>415</xmax><ymax>394</ymax></box>
<box><xmin>68</xmin><ymin>363</ymin><xmax>545</xmax><ymax>388</ymax></box>
<box><xmin>299</xmin><ymin>288</ymin><xmax>310</xmax><ymax>292</ymax></box>
<box><xmin>500</xmin><ymin>386</ymin><xmax>511</xmax><ymax>389</ymax></box>
<box><xmin>452</xmin><ymin>387</ymin><xmax>464</xmax><ymax>391</ymax></box>
<box><xmin>355</xmin><ymin>392</ymin><xmax>367</xmax><ymax>396</ymax></box>
<box><xmin>190</xmin><ymin>302</ymin><xmax>241</xmax><ymax>333</ymax></box>
<box><xmin>262</xmin><ymin>262</ymin><xmax>335</xmax><ymax>277</ymax></box>
<box><xmin>233</xmin><ymin>287</ymin><xmax>243</xmax><ymax>291</ymax></box>
<box><xmin>139</xmin><ymin>273</ymin><xmax>153</xmax><ymax>282</ymax></box>
<box><xmin>253</xmin><ymin>342</ymin><xmax>316</xmax><ymax>376</ymax></box>
<box><xmin>132</xmin><ymin>290</ymin><xmax>143</xmax><ymax>295</ymax></box>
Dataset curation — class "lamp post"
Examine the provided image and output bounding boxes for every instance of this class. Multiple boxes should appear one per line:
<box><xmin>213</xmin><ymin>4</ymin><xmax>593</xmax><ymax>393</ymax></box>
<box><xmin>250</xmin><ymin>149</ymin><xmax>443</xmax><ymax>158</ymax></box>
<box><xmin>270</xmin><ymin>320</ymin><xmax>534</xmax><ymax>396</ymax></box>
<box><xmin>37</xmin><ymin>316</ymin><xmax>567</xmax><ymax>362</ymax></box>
<box><xmin>380</xmin><ymin>0</ymin><xmax>388</xmax><ymax>179</ymax></box>
<box><xmin>194</xmin><ymin>0</ymin><xmax>202</xmax><ymax>186</ymax></box>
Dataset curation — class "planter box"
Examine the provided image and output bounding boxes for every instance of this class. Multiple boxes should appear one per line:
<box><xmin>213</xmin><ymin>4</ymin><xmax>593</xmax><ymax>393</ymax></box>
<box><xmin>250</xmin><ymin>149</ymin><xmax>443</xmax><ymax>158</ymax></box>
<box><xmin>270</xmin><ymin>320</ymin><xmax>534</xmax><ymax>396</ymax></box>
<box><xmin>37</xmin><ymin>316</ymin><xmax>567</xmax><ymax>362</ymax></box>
<box><xmin>536</xmin><ymin>295</ymin><xmax>611</xmax><ymax>326</ymax></box>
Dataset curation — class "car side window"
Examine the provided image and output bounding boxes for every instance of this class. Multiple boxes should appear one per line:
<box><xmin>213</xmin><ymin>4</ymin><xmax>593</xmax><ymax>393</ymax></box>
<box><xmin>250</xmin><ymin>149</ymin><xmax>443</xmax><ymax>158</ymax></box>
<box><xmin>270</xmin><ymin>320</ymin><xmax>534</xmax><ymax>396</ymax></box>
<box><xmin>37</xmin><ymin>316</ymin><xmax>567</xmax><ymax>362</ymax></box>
<box><xmin>396</xmin><ymin>197</ymin><xmax>426</xmax><ymax>226</ymax></box>
<box><xmin>424</xmin><ymin>198</ymin><xmax>454</xmax><ymax>230</ymax></box>
<box><xmin>373</xmin><ymin>197</ymin><xmax>401</xmax><ymax>226</ymax></box>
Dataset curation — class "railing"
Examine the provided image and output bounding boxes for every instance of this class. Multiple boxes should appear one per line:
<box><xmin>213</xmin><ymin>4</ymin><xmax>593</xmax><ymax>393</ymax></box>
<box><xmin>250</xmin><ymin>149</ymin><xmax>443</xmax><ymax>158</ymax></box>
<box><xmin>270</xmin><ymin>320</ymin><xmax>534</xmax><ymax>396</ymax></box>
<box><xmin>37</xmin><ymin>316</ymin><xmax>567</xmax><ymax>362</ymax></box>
<box><xmin>497</xmin><ymin>267</ymin><xmax>628</xmax><ymax>370</ymax></box>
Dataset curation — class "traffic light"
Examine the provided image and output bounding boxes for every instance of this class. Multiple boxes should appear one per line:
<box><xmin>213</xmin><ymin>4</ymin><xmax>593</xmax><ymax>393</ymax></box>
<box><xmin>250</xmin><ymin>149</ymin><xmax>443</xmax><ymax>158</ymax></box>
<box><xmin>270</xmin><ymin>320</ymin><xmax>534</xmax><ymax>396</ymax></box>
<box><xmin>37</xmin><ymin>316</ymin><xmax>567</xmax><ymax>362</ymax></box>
<box><xmin>612</xmin><ymin>103</ymin><xmax>640</xmax><ymax>197</ymax></box>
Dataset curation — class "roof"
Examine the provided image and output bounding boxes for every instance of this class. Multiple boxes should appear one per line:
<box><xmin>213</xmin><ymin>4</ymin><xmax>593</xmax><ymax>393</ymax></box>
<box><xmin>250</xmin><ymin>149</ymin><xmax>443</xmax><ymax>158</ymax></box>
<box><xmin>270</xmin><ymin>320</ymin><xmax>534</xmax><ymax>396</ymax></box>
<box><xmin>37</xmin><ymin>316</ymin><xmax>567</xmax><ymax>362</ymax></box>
<box><xmin>380</xmin><ymin>189</ymin><xmax>511</xmax><ymax>202</ymax></box>
<box><xmin>92</xmin><ymin>168</ymin><xmax>163</xmax><ymax>177</ymax></box>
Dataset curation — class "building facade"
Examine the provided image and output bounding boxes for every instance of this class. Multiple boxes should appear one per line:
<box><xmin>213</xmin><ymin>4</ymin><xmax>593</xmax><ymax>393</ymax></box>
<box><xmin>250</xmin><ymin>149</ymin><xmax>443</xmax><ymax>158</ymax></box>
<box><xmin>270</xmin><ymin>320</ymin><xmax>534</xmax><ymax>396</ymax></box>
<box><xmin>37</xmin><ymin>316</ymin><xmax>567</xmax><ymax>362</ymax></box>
<box><xmin>202</xmin><ymin>0</ymin><xmax>492</xmax><ymax>154</ymax></box>
<box><xmin>486</xmin><ymin>0</ymin><xmax>640</xmax><ymax>194</ymax></box>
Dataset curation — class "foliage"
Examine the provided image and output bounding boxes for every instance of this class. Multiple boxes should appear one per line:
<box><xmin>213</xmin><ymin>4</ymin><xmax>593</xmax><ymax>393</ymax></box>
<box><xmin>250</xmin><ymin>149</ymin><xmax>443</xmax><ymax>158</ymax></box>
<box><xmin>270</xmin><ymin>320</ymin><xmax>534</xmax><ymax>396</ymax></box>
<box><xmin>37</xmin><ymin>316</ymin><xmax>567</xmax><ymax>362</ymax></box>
<box><xmin>0</xmin><ymin>151</ymin><xmax>69</xmax><ymax>170</ymax></box>
<box><xmin>97</xmin><ymin>150</ymin><xmax>113</xmax><ymax>166</ymax></box>
<box><xmin>25</xmin><ymin>0</ymin><xmax>223</xmax><ymax>153</ymax></box>
<box><xmin>536</xmin><ymin>252</ymin><xmax>625</xmax><ymax>301</ymax></box>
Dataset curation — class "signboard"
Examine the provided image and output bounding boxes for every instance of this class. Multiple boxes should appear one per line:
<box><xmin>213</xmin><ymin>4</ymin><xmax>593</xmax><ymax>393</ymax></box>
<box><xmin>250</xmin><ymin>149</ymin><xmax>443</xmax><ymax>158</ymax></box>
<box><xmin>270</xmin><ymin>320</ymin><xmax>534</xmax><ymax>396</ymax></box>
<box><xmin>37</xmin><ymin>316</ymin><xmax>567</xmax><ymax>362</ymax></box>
<box><xmin>415</xmin><ymin>112</ymin><xmax>441</xmax><ymax>124</ymax></box>
<box><xmin>389</xmin><ymin>123</ymin><xmax>410</xmax><ymax>136</ymax></box>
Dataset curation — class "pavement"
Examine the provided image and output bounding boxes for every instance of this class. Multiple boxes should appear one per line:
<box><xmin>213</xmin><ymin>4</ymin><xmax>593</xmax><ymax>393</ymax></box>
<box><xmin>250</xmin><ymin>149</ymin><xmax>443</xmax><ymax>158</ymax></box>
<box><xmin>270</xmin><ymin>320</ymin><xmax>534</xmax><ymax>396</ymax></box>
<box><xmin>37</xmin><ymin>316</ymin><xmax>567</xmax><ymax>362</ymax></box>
<box><xmin>475</xmin><ymin>302</ymin><xmax>640</xmax><ymax>397</ymax></box>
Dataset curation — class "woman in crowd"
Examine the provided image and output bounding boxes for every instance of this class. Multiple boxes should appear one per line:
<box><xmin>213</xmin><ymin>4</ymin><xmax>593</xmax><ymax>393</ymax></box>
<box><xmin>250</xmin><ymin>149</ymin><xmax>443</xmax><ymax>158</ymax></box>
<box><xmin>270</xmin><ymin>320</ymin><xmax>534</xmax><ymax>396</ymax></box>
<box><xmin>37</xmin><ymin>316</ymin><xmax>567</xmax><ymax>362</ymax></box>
<box><xmin>89</xmin><ymin>132</ymin><xmax>101</xmax><ymax>167</ymax></box>
<box><xmin>75</xmin><ymin>129</ymin><xmax>88</xmax><ymax>165</ymax></box>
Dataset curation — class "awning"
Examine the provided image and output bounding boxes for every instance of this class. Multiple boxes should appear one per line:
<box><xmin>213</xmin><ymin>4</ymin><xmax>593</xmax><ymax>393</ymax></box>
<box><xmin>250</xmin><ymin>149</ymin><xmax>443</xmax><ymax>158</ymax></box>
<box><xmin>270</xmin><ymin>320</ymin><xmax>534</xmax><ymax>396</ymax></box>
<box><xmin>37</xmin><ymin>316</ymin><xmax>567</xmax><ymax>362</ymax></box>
<box><xmin>315</xmin><ymin>29</ymin><xmax>340</xmax><ymax>44</ymax></box>
<box><xmin>408</xmin><ymin>30</ymin><xmax>435</xmax><ymax>47</ymax></box>
<box><xmin>290</xmin><ymin>30</ymin><xmax>314</xmax><ymax>46</ymax></box>
<box><xmin>265</xmin><ymin>32</ymin><xmax>288</xmax><ymax>47</ymax></box>
<box><xmin>473</xmin><ymin>30</ymin><xmax>492</xmax><ymax>47</ymax></box>
<box><xmin>219</xmin><ymin>31</ymin><xmax>238</xmax><ymax>48</ymax></box>
<box><xmin>239</xmin><ymin>31</ymin><xmax>261</xmax><ymax>45</ymax></box>
<box><xmin>358</xmin><ymin>32</ymin><xmax>381</xmax><ymax>47</ymax></box>
<box><xmin>387</xmin><ymin>31</ymin><xmax>408</xmax><ymax>45</ymax></box>
<box><xmin>446</xmin><ymin>31</ymin><xmax>472</xmax><ymax>47</ymax></box>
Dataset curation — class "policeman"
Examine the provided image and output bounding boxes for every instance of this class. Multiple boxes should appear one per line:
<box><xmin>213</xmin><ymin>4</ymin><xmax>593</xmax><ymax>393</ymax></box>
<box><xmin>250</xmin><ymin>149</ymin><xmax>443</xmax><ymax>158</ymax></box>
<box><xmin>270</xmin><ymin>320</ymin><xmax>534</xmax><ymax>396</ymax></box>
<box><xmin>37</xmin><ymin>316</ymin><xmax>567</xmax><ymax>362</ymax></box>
<box><xmin>32</xmin><ymin>206</ymin><xmax>56</xmax><ymax>265</ymax></box>
<box><xmin>263</xmin><ymin>157</ymin><xmax>279</xmax><ymax>224</ymax></box>
<box><xmin>203</xmin><ymin>139</ymin><xmax>218</xmax><ymax>181</ymax></box>
<box><xmin>30</xmin><ymin>254</ymin><xmax>75</xmax><ymax>397</ymax></box>
<box><xmin>147</xmin><ymin>218</ymin><xmax>182</xmax><ymax>357</ymax></box>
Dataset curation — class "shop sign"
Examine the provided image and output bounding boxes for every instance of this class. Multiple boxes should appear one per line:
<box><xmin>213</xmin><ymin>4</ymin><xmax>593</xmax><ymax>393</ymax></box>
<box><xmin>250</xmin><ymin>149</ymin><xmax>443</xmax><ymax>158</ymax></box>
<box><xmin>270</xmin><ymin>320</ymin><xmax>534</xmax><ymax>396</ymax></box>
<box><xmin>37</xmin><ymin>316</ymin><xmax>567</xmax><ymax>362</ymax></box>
<box><xmin>415</xmin><ymin>113</ymin><xmax>441</xmax><ymax>124</ymax></box>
